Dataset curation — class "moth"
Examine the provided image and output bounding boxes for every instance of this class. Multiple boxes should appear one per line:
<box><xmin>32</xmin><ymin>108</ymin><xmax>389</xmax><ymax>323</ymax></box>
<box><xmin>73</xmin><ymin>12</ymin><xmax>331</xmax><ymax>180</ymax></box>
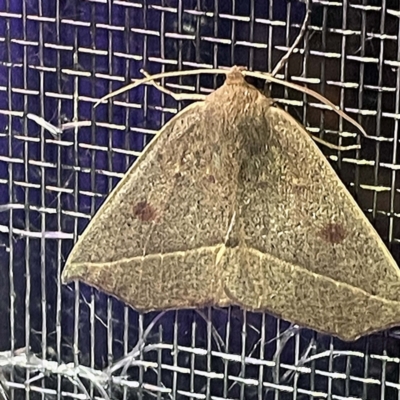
<box><xmin>62</xmin><ymin>66</ymin><xmax>400</xmax><ymax>342</ymax></box>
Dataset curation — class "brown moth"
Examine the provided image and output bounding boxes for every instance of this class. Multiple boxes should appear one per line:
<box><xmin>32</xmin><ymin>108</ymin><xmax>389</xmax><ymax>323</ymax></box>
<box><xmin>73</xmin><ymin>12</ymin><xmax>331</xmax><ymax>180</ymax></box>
<box><xmin>62</xmin><ymin>66</ymin><xmax>400</xmax><ymax>342</ymax></box>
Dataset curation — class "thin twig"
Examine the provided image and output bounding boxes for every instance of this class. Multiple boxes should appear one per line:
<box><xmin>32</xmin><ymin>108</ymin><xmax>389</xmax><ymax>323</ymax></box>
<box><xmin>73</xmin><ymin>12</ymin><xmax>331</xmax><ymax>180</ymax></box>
<box><xmin>271</xmin><ymin>0</ymin><xmax>311</xmax><ymax>77</ymax></box>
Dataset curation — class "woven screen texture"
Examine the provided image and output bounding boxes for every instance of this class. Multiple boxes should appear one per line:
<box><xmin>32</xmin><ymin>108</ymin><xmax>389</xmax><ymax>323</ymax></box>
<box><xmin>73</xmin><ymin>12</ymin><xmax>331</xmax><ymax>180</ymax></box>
<box><xmin>0</xmin><ymin>1</ymin><xmax>399</xmax><ymax>399</ymax></box>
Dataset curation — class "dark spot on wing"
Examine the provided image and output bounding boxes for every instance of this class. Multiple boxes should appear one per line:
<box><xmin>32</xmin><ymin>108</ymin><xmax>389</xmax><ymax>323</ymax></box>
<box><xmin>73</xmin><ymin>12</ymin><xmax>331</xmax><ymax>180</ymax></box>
<box><xmin>133</xmin><ymin>201</ymin><xmax>157</xmax><ymax>222</ymax></box>
<box><xmin>205</xmin><ymin>174</ymin><xmax>216</xmax><ymax>183</ymax></box>
<box><xmin>319</xmin><ymin>222</ymin><xmax>347</xmax><ymax>244</ymax></box>
<box><xmin>174</xmin><ymin>171</ymin><xmax>183</xmax><ymax>179</ymax></box>
<box><xmin>226</xmin><ymin>236</ymin><xmax>239</xmax><ymax>248</ymax></box>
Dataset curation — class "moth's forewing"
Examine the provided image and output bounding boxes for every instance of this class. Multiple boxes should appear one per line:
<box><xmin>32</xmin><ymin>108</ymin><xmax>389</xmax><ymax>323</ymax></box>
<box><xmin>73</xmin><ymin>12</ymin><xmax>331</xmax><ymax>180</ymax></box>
<box><xmin>62</xmin><ymin>99</ymin><xmax>236</xmax><ymax>311</ymax></box>
<box><xmin>225</xmin><ymin>103</ymin><xmax>400</xmax><ymax>341</ymax></box>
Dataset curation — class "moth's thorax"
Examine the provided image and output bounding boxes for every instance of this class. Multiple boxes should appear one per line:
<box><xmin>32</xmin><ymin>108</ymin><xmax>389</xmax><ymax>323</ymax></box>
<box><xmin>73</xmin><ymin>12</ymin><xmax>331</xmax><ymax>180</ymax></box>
<box><xmin>204</xmin><ymin>75</ymin><xmax>272</xmax><ymax>149</ymax></box>
<box><xmin>207</xmin><ymin>76</ymin><xmax>267</xmax><ymax>112</ymax></box>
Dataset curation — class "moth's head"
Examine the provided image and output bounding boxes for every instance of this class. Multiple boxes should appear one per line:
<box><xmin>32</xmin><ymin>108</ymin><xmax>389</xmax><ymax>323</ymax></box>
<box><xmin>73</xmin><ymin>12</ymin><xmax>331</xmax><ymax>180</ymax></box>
<box><xmin>225</xmin><ymin>66</ymin><xmax>247</xmax><ymax>85</ymax></box>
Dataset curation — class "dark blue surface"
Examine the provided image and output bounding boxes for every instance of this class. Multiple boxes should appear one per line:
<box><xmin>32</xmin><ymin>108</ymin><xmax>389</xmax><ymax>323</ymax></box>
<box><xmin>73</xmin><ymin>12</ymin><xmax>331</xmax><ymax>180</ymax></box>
<box><xmin>3</xmin><ymin>1</ymin><xmax>397</xmax><ymax>399</ymax></box>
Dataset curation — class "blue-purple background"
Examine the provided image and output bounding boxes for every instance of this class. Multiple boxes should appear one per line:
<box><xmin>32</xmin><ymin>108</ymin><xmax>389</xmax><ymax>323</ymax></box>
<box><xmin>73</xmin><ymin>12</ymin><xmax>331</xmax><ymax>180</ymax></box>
<box><xmin>1</xmin><ymin>1</ymin><xmax>399</xmax><ymax>399</ymax></box>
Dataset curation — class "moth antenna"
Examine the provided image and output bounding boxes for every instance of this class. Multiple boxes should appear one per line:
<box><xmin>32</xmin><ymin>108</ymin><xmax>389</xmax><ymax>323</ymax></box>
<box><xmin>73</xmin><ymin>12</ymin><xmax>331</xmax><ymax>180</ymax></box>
<box><xmin>311</xmin><ymin>135</ymin><xmax>361</xmax><ymax>152</ymax></box>
<box><xmin>271</xmin><ymin>0</ymin><xmax>311</xmax><ymax>77</ymax></box>
<box><xmin>93</xmin><ymin>68</ymin><xmax>230</xmax><ymax>108</ymax></box>
<box><xmin>140</xmin><ymin>69</ymin><xmax>207</xmax><ymax>102</ymax></box>
<box><xmin>244</xmin><ymin>70</ymin><xmax>369</xmax><ymax>138</ymax></box>
<box><xmin>268</xmin><ymin>0</ymin><xmax>362</xmax><ymax>149</ymax></box>
<box><xmin>95</xmin><ymin>66</ymin><xmax>369</xmax><ymax>140</ymax></box>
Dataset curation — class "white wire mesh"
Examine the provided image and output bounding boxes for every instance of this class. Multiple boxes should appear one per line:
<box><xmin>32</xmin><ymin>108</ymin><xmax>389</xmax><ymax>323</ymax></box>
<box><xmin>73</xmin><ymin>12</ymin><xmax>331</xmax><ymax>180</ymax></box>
<box><xmin>0</xmin><ymin>1</ymin><xmax>399</xmax><ymax>399</ymax></box>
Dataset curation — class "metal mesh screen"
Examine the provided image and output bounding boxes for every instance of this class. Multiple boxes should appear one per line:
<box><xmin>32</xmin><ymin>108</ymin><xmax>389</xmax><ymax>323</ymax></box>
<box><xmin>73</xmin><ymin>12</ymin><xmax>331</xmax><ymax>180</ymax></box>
<box><xmin>0</xmin><ymin>0</ymin><xmax>399</xmax><ymax>399</ymax></box>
